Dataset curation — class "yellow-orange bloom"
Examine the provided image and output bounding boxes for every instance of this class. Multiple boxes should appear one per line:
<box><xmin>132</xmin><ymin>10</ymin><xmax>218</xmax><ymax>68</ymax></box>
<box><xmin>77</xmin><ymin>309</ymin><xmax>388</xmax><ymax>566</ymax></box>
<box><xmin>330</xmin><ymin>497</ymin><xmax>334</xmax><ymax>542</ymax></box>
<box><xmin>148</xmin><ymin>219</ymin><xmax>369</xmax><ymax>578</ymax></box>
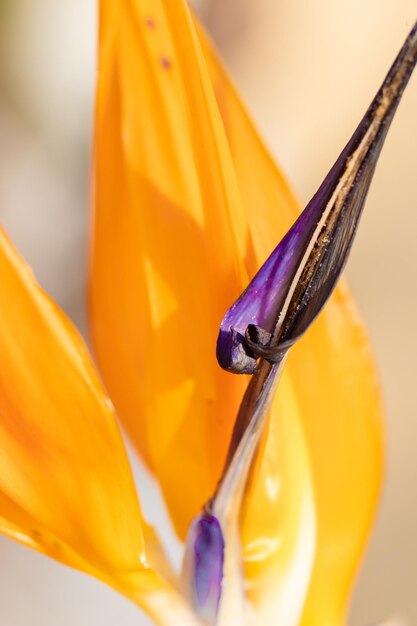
<box><xmin>90</xmin><ymin>1</ymin><xmax>383</xmax><ymax>625</ymax></box>
<box><xmin>0</xmin><ymin>0</ymin><xmax>394</xmax><ymax>624</ymax></box>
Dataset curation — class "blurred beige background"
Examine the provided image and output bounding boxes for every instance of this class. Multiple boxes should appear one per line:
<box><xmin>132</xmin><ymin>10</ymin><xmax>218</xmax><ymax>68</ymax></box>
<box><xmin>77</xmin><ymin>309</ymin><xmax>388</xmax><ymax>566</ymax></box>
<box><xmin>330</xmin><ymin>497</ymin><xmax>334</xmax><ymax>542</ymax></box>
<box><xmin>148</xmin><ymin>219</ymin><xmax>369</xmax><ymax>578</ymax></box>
<box><xmin>0</xmin><ymin>1</ymin><xmax>416</xmax><ymax>625</ymax></box>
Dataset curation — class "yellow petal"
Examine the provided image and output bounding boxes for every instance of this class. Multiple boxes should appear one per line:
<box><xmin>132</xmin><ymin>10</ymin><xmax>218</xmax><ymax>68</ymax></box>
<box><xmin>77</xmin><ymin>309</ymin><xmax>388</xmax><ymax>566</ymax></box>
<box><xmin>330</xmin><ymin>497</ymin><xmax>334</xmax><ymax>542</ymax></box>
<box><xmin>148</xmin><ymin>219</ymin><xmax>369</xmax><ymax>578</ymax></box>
<box><xmin>200</xmin><ymin>28</ymin><xmax>384</xmax><ymax>625</ymax></box>
<box><xmin>0</xmin><ymin>227</ymin><xmax>145</xmax><ymax>582</ymax></box>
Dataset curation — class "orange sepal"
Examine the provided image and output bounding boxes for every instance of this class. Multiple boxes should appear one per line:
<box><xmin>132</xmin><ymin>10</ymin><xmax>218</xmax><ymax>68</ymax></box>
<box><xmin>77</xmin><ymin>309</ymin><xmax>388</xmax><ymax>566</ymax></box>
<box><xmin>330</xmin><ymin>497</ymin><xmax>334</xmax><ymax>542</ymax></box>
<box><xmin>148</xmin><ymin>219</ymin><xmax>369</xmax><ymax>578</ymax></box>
<box><xmin>0</xmin><ymin>227</ymin><xmax>145</xmax><ymax>582</ymax></box>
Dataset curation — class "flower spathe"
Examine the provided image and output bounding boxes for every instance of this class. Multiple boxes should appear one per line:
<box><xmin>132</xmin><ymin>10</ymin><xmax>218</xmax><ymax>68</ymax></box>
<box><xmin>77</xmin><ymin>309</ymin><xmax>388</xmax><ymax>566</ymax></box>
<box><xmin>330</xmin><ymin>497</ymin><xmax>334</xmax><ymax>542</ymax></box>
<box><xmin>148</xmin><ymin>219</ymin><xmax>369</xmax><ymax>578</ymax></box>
<box><xmin>0</xmin><ymin>0</ymin><xmax>397</xmax><ymax>624</ymax></box>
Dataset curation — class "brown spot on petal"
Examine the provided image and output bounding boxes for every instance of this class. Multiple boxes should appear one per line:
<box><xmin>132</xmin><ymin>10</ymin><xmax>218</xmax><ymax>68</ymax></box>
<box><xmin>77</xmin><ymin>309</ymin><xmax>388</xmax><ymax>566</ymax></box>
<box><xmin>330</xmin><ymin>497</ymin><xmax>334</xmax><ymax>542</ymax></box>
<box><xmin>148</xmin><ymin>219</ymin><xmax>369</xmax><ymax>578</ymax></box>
<box><xmin>145</xmin><ymin>16</ymin><xmax>156</xmax><ymax>29</ymax></box>
<box><xmin>160</xmin><ymin>56</ymin><xmax>172</xmax><ymax>70</ymax></box>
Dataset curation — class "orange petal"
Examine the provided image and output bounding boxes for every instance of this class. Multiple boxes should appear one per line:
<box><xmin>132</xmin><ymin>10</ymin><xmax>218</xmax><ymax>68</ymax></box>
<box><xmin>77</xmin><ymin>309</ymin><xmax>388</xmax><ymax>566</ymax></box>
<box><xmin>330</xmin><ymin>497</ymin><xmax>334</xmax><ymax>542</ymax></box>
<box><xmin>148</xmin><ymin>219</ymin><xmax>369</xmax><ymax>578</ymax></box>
<box><xmin>0</xmin><ymin>227</ymin><xmax>145</xmax><ymax>583</ymax></box>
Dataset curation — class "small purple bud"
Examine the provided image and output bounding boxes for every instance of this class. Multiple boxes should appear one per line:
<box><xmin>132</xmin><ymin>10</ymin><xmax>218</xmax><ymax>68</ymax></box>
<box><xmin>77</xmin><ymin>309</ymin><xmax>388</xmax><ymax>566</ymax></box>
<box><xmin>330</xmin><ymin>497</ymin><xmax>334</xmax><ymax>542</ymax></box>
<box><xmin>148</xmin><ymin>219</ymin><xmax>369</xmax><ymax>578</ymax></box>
<box><xmin>181</xmin><ymin>513</ymin><xmax>224</xmax><ymax>624</ymax></box>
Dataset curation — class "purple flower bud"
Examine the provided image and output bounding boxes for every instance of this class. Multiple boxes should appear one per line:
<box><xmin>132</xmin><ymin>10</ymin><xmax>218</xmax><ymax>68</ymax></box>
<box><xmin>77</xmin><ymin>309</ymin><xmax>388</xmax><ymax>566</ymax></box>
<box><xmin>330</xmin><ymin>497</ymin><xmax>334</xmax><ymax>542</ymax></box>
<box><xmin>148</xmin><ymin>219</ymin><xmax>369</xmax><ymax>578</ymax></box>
<box><xmin>182</xmin><ymin>513</ymin><xmax>225</xmax><ymax>624</ymax></box>
<box><xmin>217</xmin><ymin>21</ymin><xmax>417</xmax><ymax>374</ymax></box>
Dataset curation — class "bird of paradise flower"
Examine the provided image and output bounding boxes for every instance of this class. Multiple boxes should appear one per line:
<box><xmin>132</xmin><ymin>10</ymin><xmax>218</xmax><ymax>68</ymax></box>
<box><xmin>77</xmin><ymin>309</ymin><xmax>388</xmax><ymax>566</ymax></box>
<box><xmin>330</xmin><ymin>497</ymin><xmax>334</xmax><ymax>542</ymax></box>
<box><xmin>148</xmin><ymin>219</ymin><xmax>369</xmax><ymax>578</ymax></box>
<box><xmin>0</xmin><ymin>1</ymin><xmax>416</xmax><ymax>625</ymax></box>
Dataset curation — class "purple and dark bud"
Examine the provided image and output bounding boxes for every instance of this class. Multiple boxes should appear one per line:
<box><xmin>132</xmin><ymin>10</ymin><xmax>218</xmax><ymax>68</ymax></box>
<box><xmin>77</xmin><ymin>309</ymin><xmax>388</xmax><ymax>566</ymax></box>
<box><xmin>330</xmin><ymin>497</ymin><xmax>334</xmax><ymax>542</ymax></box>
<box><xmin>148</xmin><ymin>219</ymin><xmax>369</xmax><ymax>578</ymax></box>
<box><xmin>182</xmin><ymin>512</ymin><xmax>225</xmax><ymax>624</ymax></box>
<box><xmin>217</xmin><ymin>21</ymin><xmax>417</xmax><ymax>374</ymax></box>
